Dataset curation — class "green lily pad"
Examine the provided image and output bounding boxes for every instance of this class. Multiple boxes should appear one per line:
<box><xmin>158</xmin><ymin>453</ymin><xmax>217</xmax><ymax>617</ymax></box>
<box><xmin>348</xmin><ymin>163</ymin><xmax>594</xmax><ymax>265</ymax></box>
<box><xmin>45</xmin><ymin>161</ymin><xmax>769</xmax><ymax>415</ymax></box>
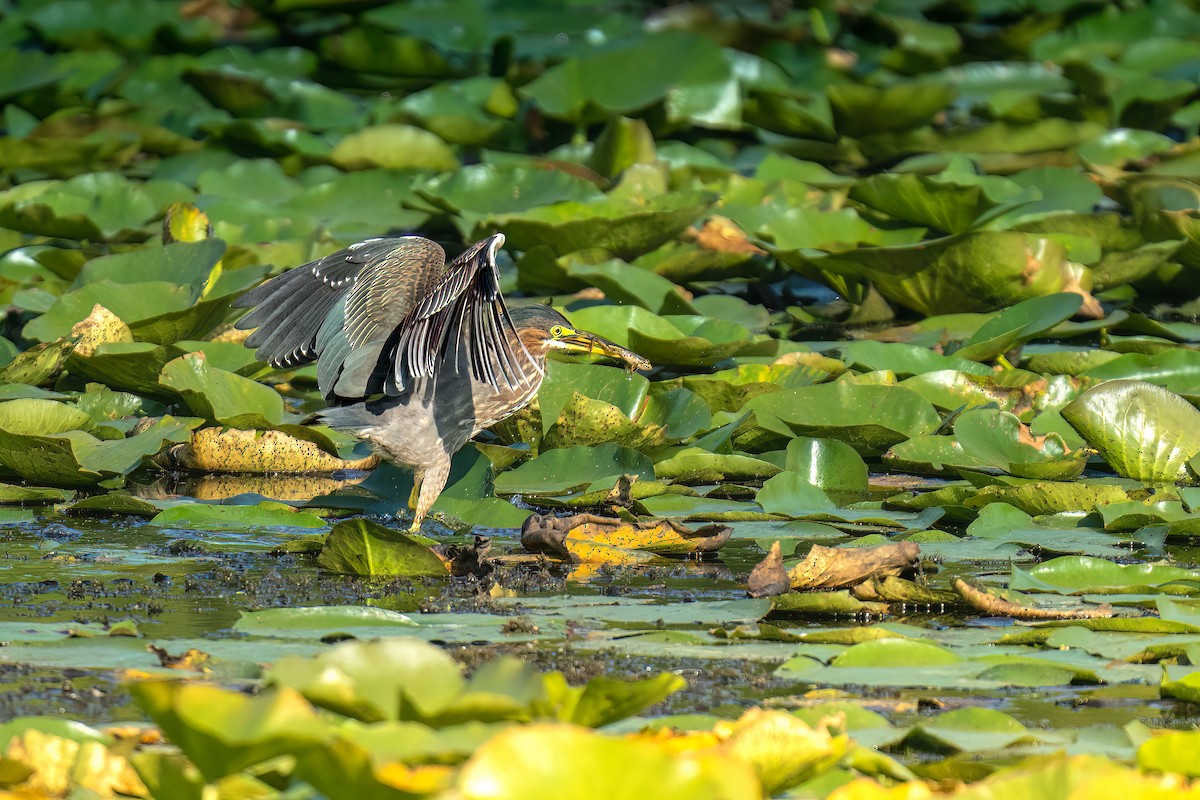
<box><xmin>1062</xmin><ymin>380</ymin><xmax>1200</xmax><ymax>482</ymax></box>
<box><xmin>0</xmin><ymin>483</ymin><xmax>75</xmax><ymax>505</ymax></box>
<box><xmin>1138</xmin><ymin>729</ymin><xmax>1200</xmax><ymax>775</ymax></box>
<box><xmin>0</xmin><ymin>398</ymin><xmax>93</xmax><ymax>435</ymax></box>
<box><xmin>159</xmin><ymin>353</ymin><xmax>285</xmax><ymax>427</ymax></box>
<box><xmin>151</xmin><ymin>502</ymin><xmax>327</xmax><ymax>531</ymax></box>
<box><xmin>654</xmin><ymin>448</ymin><xmax>781</xmax><ymax>484</ymax></box>
<box><xmin>954</xmin><ymin>408</ymin><xmax>1089</xmax><ymax>480</ymax></box>
<box><xmin>1011</xmin><ymin>557</ymin><xmax>1200</xmax><ymax>595</ymax></box>
<box><xmin>0</xmin><ymin>173</ymin><xmax>192</xmax><ymax>241</ymax></box>
<box><xmin>484</xmin><ymin>190</ymin><xmax>714</xmax><ymax>260</ymax></box>
<box><xmin>743</xmin><ymin>383</ymin><xmax>941</xmax><ymax>455</ymax></box>
<box><xmin>330</xmin><ymin>124</ymin><xmax>459</xmax><ymax>171</ymax></box>
<box><xmin>74</xmin><ymin>240</ymin><xmax>225</xmax><ymax>288</ymax></box>
<box><xmin>518</xmin><ymin>31</ymin><xmax>739</xmax><ymax>125</ymax></box>
<box><xmin>492</xmin><ymin>443</ymin><xmax>654</xmax><ymax>498</ymax></box>
<box><xmin>67</xmin><ymin>342</ymin><xmax>188</xmax><ymax>399</ymax></box>
<box><xmin>317</xmin><ymin>518</ymin><xmax>449</xmax><ymax>578</ymax></box>
<box><xmin>127</xmin><ymin>681</ymin><xmax>329</xmax><ymax>783</ymax></box>
<box><xmin>799</xmin><ymin>233</ymin><xmax>1083</xmax><ymax>316</ymax></box>
<box><xmin>1081</xmin><ymin>349</ymin><xmax>1200</xmax><ymax>394</ymax></box>
<box><xmin>953</xmin><ymin>293</ymin><xmax>1083</xmax><ymax>362</ymax></box>
<box><xmin>849</xmin><ymin>172</ymin><xmax>1023</xmax><ymax>235</ymax></box>
<box><xmin>565</xmin><ymin>305</ymin><xmax>774</xmax><ymax>368</ymax></box>
<box><xmin>783</xmin><ymin>436</ymin><xmax>869</xmax><ymax>495</ymax></box>
<box><xmin>839</xmin><ymin>341</ymin><xmax>992</xmax><ymax>377</ymax></box>
<box><xmin>455</xmin><ymin>723</ymin><xmax>759</xmax><ymax>800</ymax></box>
<box><xmin>24</xmin><ymin>281</ymin><xmax>192</xmax><ymax>343</ymax></box>
<box><xmin>0</xmin><ymin>415</ymin><xmax>195</xmax><ymax>485</ymax></box>
<box><xmin>828</xmin><ymin>80</ymin><xmax>957</xmax><ymax>137</ymax></box>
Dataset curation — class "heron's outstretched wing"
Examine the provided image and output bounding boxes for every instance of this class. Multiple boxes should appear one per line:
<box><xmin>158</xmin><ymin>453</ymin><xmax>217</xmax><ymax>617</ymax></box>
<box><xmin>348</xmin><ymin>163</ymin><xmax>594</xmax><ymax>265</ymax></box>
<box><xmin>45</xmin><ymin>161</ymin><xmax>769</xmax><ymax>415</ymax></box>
<box><xmin>234</xmin><ymin>236</ymin><xmax>446</xmax><ymax>400</ymax></box>
<box><xmin>388</xmin><ymin>233</ymin><xmax>533</xmax><ymax>396</ymax></box>
<box><xmin>234</xmin><ymin>234</ymin><xmax>529</xmax><ymax>402</ymax></box>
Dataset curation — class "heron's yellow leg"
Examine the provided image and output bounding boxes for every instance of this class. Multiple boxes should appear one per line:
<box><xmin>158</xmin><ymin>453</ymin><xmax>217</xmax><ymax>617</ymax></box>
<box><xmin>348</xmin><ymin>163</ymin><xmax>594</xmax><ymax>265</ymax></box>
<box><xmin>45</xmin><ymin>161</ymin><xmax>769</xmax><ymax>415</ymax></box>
<box><xmin>407</xmin><ymin>469</ymin><xmax>425</xmax><ymax>512</ymax></box>
<box><xmin>410</xmin><ymin>461</ymin><xmax>450</xmax><ymax>533</ymax></box>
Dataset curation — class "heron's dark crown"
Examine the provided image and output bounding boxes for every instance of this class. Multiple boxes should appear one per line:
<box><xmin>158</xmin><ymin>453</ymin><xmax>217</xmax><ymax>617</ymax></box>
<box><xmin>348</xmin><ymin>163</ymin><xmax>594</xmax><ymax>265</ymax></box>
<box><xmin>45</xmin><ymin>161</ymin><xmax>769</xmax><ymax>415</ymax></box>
<box><xmin>508</xmin><ymin>304</ymin><xmax>571</xmax><ymax>333</ymax></box>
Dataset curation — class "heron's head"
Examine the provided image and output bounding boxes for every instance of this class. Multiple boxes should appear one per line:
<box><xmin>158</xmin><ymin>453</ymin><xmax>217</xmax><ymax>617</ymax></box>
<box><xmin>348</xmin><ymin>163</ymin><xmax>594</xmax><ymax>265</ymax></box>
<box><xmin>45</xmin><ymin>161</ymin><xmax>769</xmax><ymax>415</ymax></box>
<box><xmin>509</xmin><ymin>305</ymin><xmax>651</xmax><ymax>371</ymax></box>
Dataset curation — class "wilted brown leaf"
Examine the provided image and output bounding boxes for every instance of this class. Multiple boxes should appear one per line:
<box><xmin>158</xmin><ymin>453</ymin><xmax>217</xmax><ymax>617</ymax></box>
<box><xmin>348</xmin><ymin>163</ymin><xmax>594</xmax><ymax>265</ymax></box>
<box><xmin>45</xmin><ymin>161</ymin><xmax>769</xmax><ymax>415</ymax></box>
<box><xmin>787</xmin><ymin>542</ymin><xmax>919</xmax><ymax>591</ymax></box>
<box><xmin>689</xmin><ymin>216</ymin><xmax>766</xmax><ymax>256</ymax></box>
<box><xmin>71</xmin><ymin>305</ymin><xmax>134</xmax><ymax>358</ymax></box>
<box><xmin>1060</xmin><ymin>267</ymin><xmax>1104</xmax><ymax>319</ymax></box>
<box><xmin>521</xmin><ymin>513</ymin><xmax>731</xmax><ymax>562</ymax></box>
<box><xmin>166</xmin><ymin>427</ymin><xmax>378</xmax><ymax>473</ymax></box>
<box><xmin>149</xmin><ymin>644</ymin><xmax>215</xmax><ymax>672</ymax></box>
<box><xmin>953</xmin><ymin>579</ymin><xmax>1112</xmax><ymax>620</ymax></box>
<box><xmin>748</xmin><ymin>541</ymin><xmax>789</xmax><ymax>598</ymax></box>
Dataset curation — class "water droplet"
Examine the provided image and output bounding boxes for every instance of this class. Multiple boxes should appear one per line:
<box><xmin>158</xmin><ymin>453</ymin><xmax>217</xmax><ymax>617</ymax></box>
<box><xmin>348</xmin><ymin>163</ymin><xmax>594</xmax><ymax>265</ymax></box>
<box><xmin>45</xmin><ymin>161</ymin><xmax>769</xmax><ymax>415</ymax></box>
<box><xmin>555</xmin><ymin>32</ymin><xmax>569</xmax><ymax>45</ymax></box>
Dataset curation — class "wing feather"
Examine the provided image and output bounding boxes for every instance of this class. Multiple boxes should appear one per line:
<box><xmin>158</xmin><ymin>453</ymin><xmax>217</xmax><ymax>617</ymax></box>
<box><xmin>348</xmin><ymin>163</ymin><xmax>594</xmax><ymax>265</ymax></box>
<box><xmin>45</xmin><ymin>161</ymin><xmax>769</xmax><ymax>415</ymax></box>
<box><xmin>234</xmin><ymin>233</ymin><xmax>530</xmax><ymax>403</ymax></box>
<box><xmin>388</xmin><ymin>233</ymin><xmax>534</xmax><ymax>395</ymax></box>
<box><xmin>235</xmin><ymin>236</ymin><xmax>446</xmax><ymax>400</ymax></box>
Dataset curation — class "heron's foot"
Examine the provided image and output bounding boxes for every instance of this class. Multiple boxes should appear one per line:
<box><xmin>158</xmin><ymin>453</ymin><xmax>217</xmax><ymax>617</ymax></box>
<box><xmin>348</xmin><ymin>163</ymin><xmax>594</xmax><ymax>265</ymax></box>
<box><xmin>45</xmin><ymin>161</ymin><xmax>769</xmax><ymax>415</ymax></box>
<box><xmin>407</xmin><ymin>468</ymin><xmax>425</xmax><ymax>512</ymax></box>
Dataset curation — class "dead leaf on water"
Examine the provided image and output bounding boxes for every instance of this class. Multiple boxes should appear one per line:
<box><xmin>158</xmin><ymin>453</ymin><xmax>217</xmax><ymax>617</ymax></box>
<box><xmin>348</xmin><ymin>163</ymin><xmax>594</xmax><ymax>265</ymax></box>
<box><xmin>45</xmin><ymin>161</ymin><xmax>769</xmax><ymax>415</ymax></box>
<box><xmin>521</xmin><ymin>512</ymin><xmax>731</xmax><ymax>562</ymax></box>
<box><xmin>149</xmin><ymin>644</ymin><xmax>215</xmax><ymax>672</ymax></box>
<box><xmin>786</xmin><ymin>542</ymin><xmax>920</xmax><ymax>592</ymax></box>
<box><xmin>953</xmin><ymin>578</ymin><xmax>1113</xmax><ymax>620</ymax></box>
<box><xmin>748</xmin><ymin>540</ymin><xmax>789</xmax><ymax>598</ymax></box>
<box><xmin>166</xmin><ymin>427</ymin><xmax>379</xmax><ymax>473</ymax></box>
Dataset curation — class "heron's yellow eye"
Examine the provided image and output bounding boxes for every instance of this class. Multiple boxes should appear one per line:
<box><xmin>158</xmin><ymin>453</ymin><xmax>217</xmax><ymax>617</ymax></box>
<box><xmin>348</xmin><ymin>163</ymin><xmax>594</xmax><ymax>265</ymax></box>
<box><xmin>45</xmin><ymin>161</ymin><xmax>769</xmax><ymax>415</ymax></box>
<box><xmin>550</xmin><ymin>325</ymin><xmax>567</xmax><ymax>338</ymax></box>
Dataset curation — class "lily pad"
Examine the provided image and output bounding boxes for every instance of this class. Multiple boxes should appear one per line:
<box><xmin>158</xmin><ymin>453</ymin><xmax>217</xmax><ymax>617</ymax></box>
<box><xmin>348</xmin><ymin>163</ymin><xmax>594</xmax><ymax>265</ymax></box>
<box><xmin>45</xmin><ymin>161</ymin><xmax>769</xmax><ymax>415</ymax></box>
<box><xmin>493</xmin><ymin>443</ymin><xmax>654</xmax><ymax>499</ymax></box>
<box><xmin>317</xmin><ymin>518</ymin><xmax>449</xmax><ymax>578</ymax></box>
<box><xmin>743</xmin><ymin>383</ymin><xmax>941</xmax><ymax>455</ymax></box>
<box><xmin>1062</xmin><ymin>380</ymin><xmax>1200</xmax><ymax>482</ymax></box>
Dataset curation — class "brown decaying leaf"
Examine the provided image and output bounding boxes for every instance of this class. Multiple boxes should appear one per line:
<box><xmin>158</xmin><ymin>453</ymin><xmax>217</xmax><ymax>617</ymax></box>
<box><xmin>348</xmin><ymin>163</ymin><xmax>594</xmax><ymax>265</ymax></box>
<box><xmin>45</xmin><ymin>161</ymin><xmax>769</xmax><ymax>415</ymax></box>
<box><xmin>70</xmin><ymin>304</ymin><xmax>133</xmax><ymax>358</ymax></box>
<box><xmin>688</xmin><ymin>215</ymin><xmax>767</xmax><ymax>256</ymax></box>
<box><xmin>787</xmin><ymin>542</ymin><xmax>920</xmax><ymax>591</ymax></box>
<box><xmin>520</xmin><ymin>512</ymin><xmax>731</xmax><ymax>563</ymax></box>
<box><xmin>180</xmin><ymin>0</ymin><xmax>260</xmax><ymax>38</ymax></box>
<box><xmin>1015</xmin><ymin>417</ymin><xmax>1068</xmax><ymax>452</ymax></box>
<box><xmin>435</xmin><ymin>535</ymin><xmax>494</xmax><ymax>578</ymax></box>
<box><xmin>166</xmin><ymin>427</ymin><xmax>379</xmax><ymax>473</ymax></box>
<box><xmin>953</xmin><ymin>578</ymin><xmax>1113</xmax><ymax>620</ymax></box>
<box><xmin>1020</xmin><ymin>245</ymin><xmax>1042</xmax><ymax>286</ymax></box>
<box><xmin>1060</xmin><ymin>266</ymin><xmax>1105</xmax><ymax>319</ymax></box>
<box><xmin>748</xmin><ymin>540</ymin><xmax>789</xmax><ymax>598</ymax></box>
<box><xmin>149</xmin><ymin>644</ymin><xmax>214</xmax><ymax>671</ymax></box>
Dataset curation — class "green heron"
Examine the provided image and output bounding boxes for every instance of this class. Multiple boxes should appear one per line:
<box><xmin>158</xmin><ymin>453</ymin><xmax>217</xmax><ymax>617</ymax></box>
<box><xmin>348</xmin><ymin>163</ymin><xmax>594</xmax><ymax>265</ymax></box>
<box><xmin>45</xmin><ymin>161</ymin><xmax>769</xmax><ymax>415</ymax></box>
<box><xmin>234</xmin><ymin>234</ymin><xmax>651</xmax><ymax>530</ymax></box>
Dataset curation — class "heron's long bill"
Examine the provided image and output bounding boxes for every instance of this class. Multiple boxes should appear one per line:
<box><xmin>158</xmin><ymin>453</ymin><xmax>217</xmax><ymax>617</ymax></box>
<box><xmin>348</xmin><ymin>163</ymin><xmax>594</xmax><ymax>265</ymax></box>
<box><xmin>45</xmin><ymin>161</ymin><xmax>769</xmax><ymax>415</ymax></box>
<box><xmin>553</xmin><ymin>330</ymin><xmax>652</xmax><ymax>371</ymax></box>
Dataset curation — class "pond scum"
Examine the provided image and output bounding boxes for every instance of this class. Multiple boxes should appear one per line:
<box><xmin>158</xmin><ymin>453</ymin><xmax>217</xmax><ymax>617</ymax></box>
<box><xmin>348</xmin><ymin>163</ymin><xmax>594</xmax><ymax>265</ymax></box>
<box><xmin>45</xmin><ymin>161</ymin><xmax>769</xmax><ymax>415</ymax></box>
<box><xmin>3</xmin><ymin>0</ymin><xmax>1200</xmax><ymax>797</ymax></box>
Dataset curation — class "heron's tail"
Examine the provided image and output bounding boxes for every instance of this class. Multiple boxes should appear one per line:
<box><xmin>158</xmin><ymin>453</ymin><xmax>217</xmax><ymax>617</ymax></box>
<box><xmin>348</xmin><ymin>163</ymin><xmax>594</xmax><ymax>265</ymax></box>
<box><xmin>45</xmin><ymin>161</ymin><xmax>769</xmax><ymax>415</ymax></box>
<box><xmin>315</xmin><ymin>404</ymin><xmax>379</xmax><ymax>436</ymax></box>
